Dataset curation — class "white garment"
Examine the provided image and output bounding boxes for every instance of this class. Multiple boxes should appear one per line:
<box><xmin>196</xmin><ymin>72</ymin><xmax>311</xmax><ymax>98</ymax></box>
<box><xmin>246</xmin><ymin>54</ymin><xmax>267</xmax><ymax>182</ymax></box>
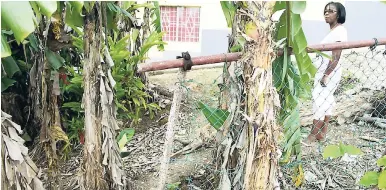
<box><xmin>312</xmin><ymin>25</ymin><xmax>348</xmax><ymax>120</ymax></box>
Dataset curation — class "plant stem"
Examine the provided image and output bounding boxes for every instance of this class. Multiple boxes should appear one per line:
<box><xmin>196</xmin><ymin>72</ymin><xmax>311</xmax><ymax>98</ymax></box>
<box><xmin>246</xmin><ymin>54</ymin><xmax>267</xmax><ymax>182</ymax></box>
<box><xmin>286</xmin><ymin>1</ymin><xmax>291</xmax><ymax>47</ymax></box>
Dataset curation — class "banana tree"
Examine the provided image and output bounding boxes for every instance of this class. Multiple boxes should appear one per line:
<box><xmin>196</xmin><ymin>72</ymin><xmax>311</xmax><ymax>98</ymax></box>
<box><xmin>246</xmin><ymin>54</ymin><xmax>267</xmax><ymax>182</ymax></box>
<box><xmin>1</xmin><ymin>1</ymin><xmax>124</xmax><ymax>189</ymax></box>
<box><xmin>217</xmin><ymin>1</ymin><xmax>316</xmax><ymax>189</ymax></box>
<box><xmin>74</xmin><ymin>2</ymin><xmax>165</xmax><ymax>188</ymax></box>
<box><xmin>2</xmin><ymin>1</ymin><xmax>164</xmax><ymax>189</ymax></box>
<box><xmin>1</xmin><ymin>2</ymin><xmax>72</xmax><ymax>189</ymax></box>
<box><xmin>216</xmin><ymin>2</ymin><xmax>281</xmax><ymax>189</ymax></box>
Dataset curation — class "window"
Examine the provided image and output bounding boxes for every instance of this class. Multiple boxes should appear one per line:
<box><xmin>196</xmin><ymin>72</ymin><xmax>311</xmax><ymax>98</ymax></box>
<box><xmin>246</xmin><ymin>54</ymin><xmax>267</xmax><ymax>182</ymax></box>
<box><xmin>160</xmin><ymin>6</ymin><xmax>200</xmax><ymax>42</ymax></box>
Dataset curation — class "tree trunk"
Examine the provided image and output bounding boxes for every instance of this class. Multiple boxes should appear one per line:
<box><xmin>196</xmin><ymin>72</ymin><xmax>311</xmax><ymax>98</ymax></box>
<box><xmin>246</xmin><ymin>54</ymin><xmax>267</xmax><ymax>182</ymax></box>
<box><xmin>218</xmin><ymin>2</ymin><xmax>280</xmax><ymax>190</ymax></box>
<box><xmin>28</xmin><ymin>20</ymin><xmax>69</xmax><ymax>189</ymax></box>
<box><xmin>81</xmin><ymin>3</ymin><xmax>106</xmax><ymax>189</ymax></box>
<box><xmin>243</xmin><ymin>2</ymin><xmax>281</xmax><ymax>189</ymax></box>
<box><xmin>81</xmin><ymin>3</ymin><xmax>126</xmax><ymax>189</ymax></box>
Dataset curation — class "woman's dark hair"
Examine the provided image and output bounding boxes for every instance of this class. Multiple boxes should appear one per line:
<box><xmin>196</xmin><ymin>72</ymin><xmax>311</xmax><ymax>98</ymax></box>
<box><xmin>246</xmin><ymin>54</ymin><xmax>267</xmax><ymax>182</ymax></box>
<box><xmin>325</xmin><ymin>2</ymin><xmax>346</xmax><ymax>24</ymax></box>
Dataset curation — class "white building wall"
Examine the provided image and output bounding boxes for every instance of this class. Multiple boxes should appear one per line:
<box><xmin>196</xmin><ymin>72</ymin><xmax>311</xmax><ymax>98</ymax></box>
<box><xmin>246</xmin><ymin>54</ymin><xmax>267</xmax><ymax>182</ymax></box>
<box><xmin>147</xmin><ymin>1</ymin><xmax>229</xmax><ymax>62</ymax></box>
<box><xmin>146</xmin><ymin>0</ymin><xmax>385</xmax><ymax>63</ymax></box>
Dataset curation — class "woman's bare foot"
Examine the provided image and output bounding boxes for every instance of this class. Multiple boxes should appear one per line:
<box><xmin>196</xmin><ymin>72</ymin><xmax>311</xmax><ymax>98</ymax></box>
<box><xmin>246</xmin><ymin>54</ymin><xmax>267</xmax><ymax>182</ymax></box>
<box><xmin>305</xmin><ymin>134</ymin><xmax>317</xmax><ymax>145</ymax></box>
<box><xmin>316</xmin><ymin>116</ymin><xmax>330</xmax><ymax>142</ymax></box>
<box><xmin>302</xmin><ymin>135</ymin><xmax>318</xmax><ymax>155</ymax></box>
<box><xmin>316</xmin><ymin>133</ymin><xmax>327</xmax><ymax>143</ymax></box>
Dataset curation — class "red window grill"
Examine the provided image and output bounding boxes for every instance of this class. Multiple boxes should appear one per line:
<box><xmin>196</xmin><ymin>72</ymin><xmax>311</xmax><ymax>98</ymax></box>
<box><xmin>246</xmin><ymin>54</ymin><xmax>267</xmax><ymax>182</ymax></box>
<box><xmin>160</xmin><ymin>6</ymin><xmax>200</xmax><ymax>42</ymax></box>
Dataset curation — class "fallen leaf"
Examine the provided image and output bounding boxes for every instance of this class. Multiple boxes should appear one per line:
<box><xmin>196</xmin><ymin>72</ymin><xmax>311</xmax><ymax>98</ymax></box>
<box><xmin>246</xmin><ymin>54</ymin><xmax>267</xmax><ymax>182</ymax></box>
<box><xmin>17</xmin><ymin>141</ymin><xmax>29</xmax><ymax>156</ymax></box>
<box><xmin>6</xmin><ymin>119</ymin><xmax>22</xmax><ymax>133</ymax></box>
<box><xmin>1</xmin><ymin>111</ymin><xmax>12</xmax><ymax>120</ymax></box>
<box><xmin>8</xmin><ymin>126</ymin><xmax>25</xmax><ymax>143</ymax></box>
<box><xmin>304</xmin><ymin>170</ymin><xmax>317</xmax><ymax>183</ymax></box>
<box><xmin>16</xmin><ymin>161</ymin><xmax>35</xmax><ymax>184</ymax></box>
<box><xmin>4</xmin><ymin>154</ymin><xmax>15</xmax><ymax>185</ymax></box>
<box><xmin>318</xmin><ymin>178</ymin><xmax>327</xmax><ymax>190</ymax></box>
<box><xmin>219</xmin><ymin>170</ymin><xmax>231</xmax><ymax>190</ymax></box>
<box><xmin>33</xmin><ymin>177</ymin><xmax>45</xmax><ymax>190</ymax></box>
<box><xmin>328</xmin><ymin>175</ymin><xmax>336</xmax><ymax>188</ymax></box>
<box><xmin>2</xmin><ymin>135</ymin><xmax>23</xmax><ymax>161</ymax></box>
<box><xmin>16</xmin><ymin>176</ymin><xmax>22</xmax><ymax>190</ymax></box>
<box><xmin>359</xmin><ymin>136</ymin><xmax>380</xmax><ymax>142</ymax></box>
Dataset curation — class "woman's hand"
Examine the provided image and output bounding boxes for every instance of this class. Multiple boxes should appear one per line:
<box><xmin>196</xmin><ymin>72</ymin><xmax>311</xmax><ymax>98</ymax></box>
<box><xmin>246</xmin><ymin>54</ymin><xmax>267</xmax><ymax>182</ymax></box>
<box><xmin>320</xmin><ymin>75</ymin><xmax>329</xmax><ymax>87</ymax></box>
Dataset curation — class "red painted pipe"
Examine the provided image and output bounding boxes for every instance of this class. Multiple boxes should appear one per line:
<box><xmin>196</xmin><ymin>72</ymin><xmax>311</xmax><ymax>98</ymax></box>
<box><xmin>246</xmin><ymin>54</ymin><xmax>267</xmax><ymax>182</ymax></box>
<box><xmin>307</xmin><ymin>38</ymin><xmax>386</xmax><ymax>52</ymax></box>
<box><xmin>137</xmin><ymin>53</ymin><xmax>241</xmax><ymax>73</ymax></box>
<box><xmin>138</xmin><ymin>38</ymin><xmax>386</xmax><ymax>73</ymax></box>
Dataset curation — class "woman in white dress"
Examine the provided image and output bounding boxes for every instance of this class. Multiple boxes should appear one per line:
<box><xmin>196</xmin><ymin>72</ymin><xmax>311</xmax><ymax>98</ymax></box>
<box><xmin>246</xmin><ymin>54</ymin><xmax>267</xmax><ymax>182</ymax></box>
<box><xmin>307</xmin><ymin>2</ymin><xmax>347</xmax><ymax>142</ymax></box>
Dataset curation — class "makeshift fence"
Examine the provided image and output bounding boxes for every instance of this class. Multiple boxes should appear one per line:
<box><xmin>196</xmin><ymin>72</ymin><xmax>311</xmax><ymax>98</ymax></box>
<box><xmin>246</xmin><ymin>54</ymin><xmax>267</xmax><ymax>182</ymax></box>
<box><xmin>124</xmin><ymin>38</ymin><xmax>386</xmax><ymax>190</ymax></box>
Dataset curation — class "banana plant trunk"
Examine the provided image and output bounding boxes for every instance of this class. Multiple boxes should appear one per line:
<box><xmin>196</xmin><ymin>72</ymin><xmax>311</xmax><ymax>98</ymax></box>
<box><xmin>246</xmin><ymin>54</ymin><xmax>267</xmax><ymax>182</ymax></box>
<box><xmin>242</xmin><ymin>3</ymin><xmax>281</xmax><ymax>189</ymax></box>
<box><xmin>82</xmin><ymin>3</ymin><xmax>105</xmax><ymax>189</ymax></box>
<box><xmin>28</xmin><ymin>21</ymin><xmax>69</xmax><ymax>189</ymax></box>
<box><xmin>82</xmin><ymin>3</ymin><xmax>126</xmax><ymax>189</ymax></box>
<box><xmin>218</xmin><ymin>2</ymin><xmax>281</xmax><ymax>190</ymax></box>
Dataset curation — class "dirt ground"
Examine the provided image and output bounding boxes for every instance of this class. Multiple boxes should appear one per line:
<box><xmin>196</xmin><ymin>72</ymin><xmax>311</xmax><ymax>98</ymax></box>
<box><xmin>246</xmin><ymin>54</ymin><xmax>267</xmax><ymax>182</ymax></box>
<box><xmin>34</xmin><ymin>48</ymin><xmax>385</xmax><ymax>190</ymax></box>
<box><xmin>125</xmin><ymin>68</ymin><xmax>224</xmax><ymax>190</ymax></box>
<box><xmin>139</xmin><ymin>47</ymin><xmax>386</xmax><ymax>190</ymax></box>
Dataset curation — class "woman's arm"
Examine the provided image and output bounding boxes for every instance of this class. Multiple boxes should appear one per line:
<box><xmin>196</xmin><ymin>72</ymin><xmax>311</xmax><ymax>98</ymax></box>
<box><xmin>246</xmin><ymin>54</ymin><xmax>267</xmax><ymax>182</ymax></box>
<box><xmin>320</xmin><ymin>47</ymin><xmax>342</xmax><ymax>87</ymax></box>
<box><xmin>324</xmin><ymin>48</ymin><xmax>342</xmax><ymax>76</ymax></box>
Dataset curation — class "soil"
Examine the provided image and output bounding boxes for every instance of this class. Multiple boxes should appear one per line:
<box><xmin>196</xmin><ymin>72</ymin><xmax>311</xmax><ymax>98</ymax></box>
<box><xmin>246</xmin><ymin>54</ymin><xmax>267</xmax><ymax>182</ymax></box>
<box><xmin>32</xmin><ymin>48</ymin><xmax>386</xmax><ymax>190</ymax></box>
<box><xmin>124</xmin><ymin>68</ymin><xmax>223</xmax><ymax>190</ymax></box>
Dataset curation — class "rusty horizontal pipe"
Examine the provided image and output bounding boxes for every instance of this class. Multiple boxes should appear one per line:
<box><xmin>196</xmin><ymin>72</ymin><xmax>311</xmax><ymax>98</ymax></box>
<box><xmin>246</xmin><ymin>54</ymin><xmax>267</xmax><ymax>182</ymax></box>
<box><xmin>138</xmin><ymin>38</ymin><xmax>386</xmax><ymax>73</ymax></box>
<box><xmin>138</xmin><ymin>52</ymin><xmax>241</xmax><ymax>73</ymax></box>
<box><xmin>306</xmin><ymin>38</ymin><xmax>386</xmax><ymax>52</ymax></box>
<box><xmin>276</xmin><ymin>38</ymin><xmax>386</xmax><ymax>56</ymax></box>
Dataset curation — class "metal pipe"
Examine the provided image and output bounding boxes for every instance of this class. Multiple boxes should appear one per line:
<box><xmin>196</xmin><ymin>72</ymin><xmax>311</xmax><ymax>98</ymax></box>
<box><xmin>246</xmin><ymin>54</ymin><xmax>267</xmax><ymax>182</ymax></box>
<box><xmin>138</xmin><ymin>53</ymin><xmax>241</xmax><ymax>73</ymax></box>
<box><xmin>138</xmin><ymin>38</ymin><xmax>386</xmax><ymax>73</ymax></box>
<box><xmin>306</xmin><ymin>38</ymin><xmax>386</xmax><ymax>52</ymax></box>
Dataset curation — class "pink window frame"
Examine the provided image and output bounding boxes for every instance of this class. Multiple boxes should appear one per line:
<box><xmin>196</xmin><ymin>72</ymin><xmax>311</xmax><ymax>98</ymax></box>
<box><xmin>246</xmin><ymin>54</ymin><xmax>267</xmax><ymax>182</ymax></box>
<box><xmin>160</xmin><ymin>6</ymin><xmax>201</xmax><ymax>42</ymax></box>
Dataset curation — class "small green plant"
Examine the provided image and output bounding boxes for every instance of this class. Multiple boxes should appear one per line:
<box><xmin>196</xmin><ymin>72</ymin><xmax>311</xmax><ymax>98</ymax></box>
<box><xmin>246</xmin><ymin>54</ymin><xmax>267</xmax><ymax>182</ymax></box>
<box><xmin>117</xmin><ymin>128</ymin><xmax>135</xmax><ymax>151</ymax></box>
<box><xmin>166</xmin><ymin>182</ymin><xmax>181</xmax><ymax>190</ymax></box>
<box><xmin>61</xmin><ymin>66</ymin><xmax>85</xmax><ymax>144</ymax></box>
<box><xmin>108</xmin><ymin>31</ymin><xmax>163</xmax><ymax>123</ymax></box>
<box><xmin>359</xmin><ymin>156</ymin><xmax>386</xmax><ymax>189</ymax></box>
<box><xmin>322</xmin><ymin>143</ymin><xmax>363</xmax><ymax>159</ymax></box>
<box><xmin>60</xmin><ymin>29</ymin><xmax>165</xmax><ymax>144</ymax></box>
<box><xmin>66</xmin><ymin>117</ymin><xmax>85</xmax><ymax>143</ymax></box>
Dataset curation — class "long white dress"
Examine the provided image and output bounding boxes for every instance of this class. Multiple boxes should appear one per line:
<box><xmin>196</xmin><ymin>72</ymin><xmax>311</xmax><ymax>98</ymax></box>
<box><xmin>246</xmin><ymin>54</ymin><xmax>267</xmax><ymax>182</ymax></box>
<box><xmin>312</xmin><ymin>25</ymin><xmax>348</xmax><ymax>120</ymax></box>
